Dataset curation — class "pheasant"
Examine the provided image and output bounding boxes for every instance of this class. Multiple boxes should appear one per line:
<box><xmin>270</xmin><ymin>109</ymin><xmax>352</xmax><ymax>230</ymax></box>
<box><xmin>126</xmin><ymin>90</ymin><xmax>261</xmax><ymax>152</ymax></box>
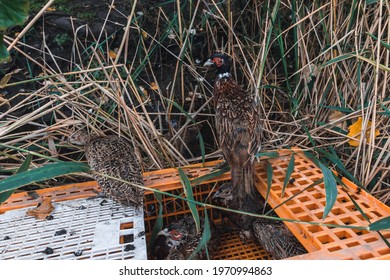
<box><xmin>212</xmin><ymin>182</ymin><xmax>307</xmax><ymax>259</ymax></box>
<box><xmin>69</xmin><ymin>131</ymin><xmax>144</xmax><ymax>207</ymax></box>
<box><xmin>204</xmin><ymin>53</ymin><xmax>261</xmax><ymax>200</ymax></box>
<box><xmin>151</xmin><ymin>215</ymin><xmax>216</xmax><ymax>260</ymax></box>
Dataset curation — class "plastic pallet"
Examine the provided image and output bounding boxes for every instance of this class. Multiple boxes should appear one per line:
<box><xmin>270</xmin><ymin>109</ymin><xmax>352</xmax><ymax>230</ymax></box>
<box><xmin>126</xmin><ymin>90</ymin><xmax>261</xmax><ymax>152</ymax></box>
<box><xmin>255</xmin><ymin>149</ymin><xmax>390</xmax><ymax>260</ymax></box>
<box><xmin>1</xmin><ymin>151</ymin><xmax>389</xmax><ymax>260</ymax></box>
<box><xmin>0</xmin><ymin>186</ymin><xmax>147</xmax><ymax>260</ymax></box>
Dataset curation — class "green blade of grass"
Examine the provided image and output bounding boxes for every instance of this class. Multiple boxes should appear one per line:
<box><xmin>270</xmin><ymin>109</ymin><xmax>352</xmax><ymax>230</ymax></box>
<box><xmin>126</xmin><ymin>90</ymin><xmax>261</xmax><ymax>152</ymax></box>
<box><xmin>0</xmin><ymin>162</ymin><xmax>90</xmax><ymax>195</ymax></box>
<box><xmin>189</xmin><ymin>164</ymin><xmax>230</xmax><ymax>187</ymax></box>
<box><xmin>188</xmin><ymin>208</ymin><xmax>211</xmax><ymax>260</ymax></box>
<box><xmin>178</xmin><ymin>167</ymin><xmax>200</xmax><ymax>233</ymax></box>
<box><xmin>318</xmin><ymin>161</ymin><xmax>338</xmax><ymax>220</ymax></box>
<box><xmin>147</xmin><ymin>192</ymin><xmax>164</xmax><ymax>251</ymax></box>
<box><xmin>304</xmin><ymin>151</ymin><xmax>338</xmax><ymax>219</ymax></box>
<box><xmin>282</xmin><ymin>154</ymin><xmax>295</xmax><ymax>197</ymax></box>
<box><xmin>0</xmin><ymin>153</ymin><xmax>33</xmax><ymax>204</ymax></box>
<box><xmin>366</xmin><ymin>32</ymin><xmax>390</xmax><ymax>50</ymax></box>
<box><xmin>256</xmin><ymin>151</ymin><xmax>279</xmax><ymax>159</ymax></box>
<box><xmin>265</xmin><ymin>160</ymin><xmax>273</xmax><ymax>205</ymax></box>
<box><xmin>369</xmin><ymin>217</ymin><xmax>390</xmax><ymax>231</ymax></box>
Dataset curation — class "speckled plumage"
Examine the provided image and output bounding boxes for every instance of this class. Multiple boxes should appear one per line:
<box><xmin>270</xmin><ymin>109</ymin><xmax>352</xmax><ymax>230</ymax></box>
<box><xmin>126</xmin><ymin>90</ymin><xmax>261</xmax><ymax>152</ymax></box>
<box><xmin>252</xmin><ymin>217</ymin><xmax>307</xmax><ymax>259</ymax></box>
<box><xmin>70</xmin><ymin>132</ymin><xmax>144</xmax><ymax>207</ymax></box>
<box><xmin>205</xmin><ymin>53</ymin><xmax>261</xmax><ymax>199</ymax></box>
<box><xmin>213</xmin><ymin>182</ymin><xmax>306</xmax><ymax>259</ymax></box>
<box><xmin>151</xmin><ymin>215</ymin><xmax>216</xmax><ymax>260</ymax></box>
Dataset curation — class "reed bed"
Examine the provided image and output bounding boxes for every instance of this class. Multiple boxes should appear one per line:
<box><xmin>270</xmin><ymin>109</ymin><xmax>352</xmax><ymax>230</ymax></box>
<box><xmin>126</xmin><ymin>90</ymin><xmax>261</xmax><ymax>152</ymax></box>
<box><xmin>0</xmin><ymin>0</ymin><xmax>389</xmax><ymax>204</ymax></box>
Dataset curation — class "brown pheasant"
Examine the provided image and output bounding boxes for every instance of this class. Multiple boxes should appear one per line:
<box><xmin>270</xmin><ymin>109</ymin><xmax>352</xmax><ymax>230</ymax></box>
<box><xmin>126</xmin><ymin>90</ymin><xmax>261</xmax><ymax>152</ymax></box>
<box><xmin>213</xmin><ymin>182</ymin><xmax>307</xmax><ymax>259</ymax></box>
<box><xmin>204</xmin><ymin>53</ymin><xmax>261</xmax><ymax>199</ymax></box>
<box><xmin>69</xmin><ymin>131</ymin><xmax>144</xmax><ymax>208</ymax></box>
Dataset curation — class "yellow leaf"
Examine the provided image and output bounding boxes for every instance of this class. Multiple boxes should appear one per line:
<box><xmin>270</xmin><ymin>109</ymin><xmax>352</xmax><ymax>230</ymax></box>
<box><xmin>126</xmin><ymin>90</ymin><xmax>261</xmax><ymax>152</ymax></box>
<box><xmin>142</xmin><ymin>30</ymin><xmax>148</xmax><ymax>39</ymax></box>
<box><xmin>109</xmin><ymin>50</ymin><xmax>117</xmax><ymax>59</ymax></box>
<box><xmin>47</xmin><ymin>7</ymin><xmax>56</xmax><ymax>12</ymax></box>
<box><xmin>347</xmin><ymin>117</ymin><xmax>380</xmax><ymax>146</ymax></box>
<box><xmin>26</xmin><ymin>197</ymin><xmax>54</xmax><ymax>220</ymax></box>
<box><xmin>150</xmin><ymin>82</ymin><xmax>159</xmax><ymax>90</ymax></box>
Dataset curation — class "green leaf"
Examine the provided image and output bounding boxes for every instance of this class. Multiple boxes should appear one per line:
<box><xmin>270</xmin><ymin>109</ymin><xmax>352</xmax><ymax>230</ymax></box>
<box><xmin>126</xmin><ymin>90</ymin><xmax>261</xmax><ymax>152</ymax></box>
<box><xmin>256</xmin><ymin>151</ymin><xmax>279</xmax><ymax>159</ymax></box>
<box><xmin>0</xmin><ymin>0</ymin><xmax>29</xmax><ymax>29</ymax></box>
<box><xmin>0</xmin><ymin>153</ymin><xmax>32</xmax><ymax>204</ymax></box>
<box><xmin>265</xmin><ymin>160</ymin><xmax>273</xmax><ymax>205</ymax></box>
<box><xmin>380</xmin><ymin>103</ymin><xmax>390</xmax><ymax>116</ymax></box>
<box><xmin>318</xmin><ymin>161</ymin><xmax>338</xmax><ymax>220</ymax></box>
<box><xmin>188</xmin><ymin>208</ymin><xmax>212</xmax><ymax>260</ymax></box>
<box><xmin>282</xmin><ymin>154</ymin><xmax>295</xmax><ymax>197</ymax></box>
<box><xmin>178</xmin><ymin>168</ymin><xmax>200</xmax><ymax>233</ymax></box>
<box><xmin>367</xmin><ymin>33</ymin><xmax>390</xmax><ymax>50</ymax></box>
<box><xmin>369</xmin><ymin>216</ymin><xmax>390</xmax><ymax>231</ymax></box>
<box><xmin>147</xmin><ymin>192</ymin><xmax>164</xmax><ymax>251</ymax></box>
<box><xmin>0</xmin><ymin>162</ymin><xmax>90</xmax><ymax>194</ymax></box>
<box><xmin>0</xmin><ymin>34</ymin><xmax>11</xmax><ymax>63</ymax></box>
<box><xmin>318</xmin><ymin>105</ymin><xmax>353</xmax><ymax>113</ymax></box>
<box><xmin>189</xmin><ymin>164</ymin><xmax>230</xmax><ymax>187</ymax></box>
<box><xmin>321</xmin><ymin>53</ymin><xmax>355</xmax><ymax>68</ymax></box>
<box><xmin>366</xmin><ymin>0</ymin><xmax>378</xmax><ymax>5</ymax></box>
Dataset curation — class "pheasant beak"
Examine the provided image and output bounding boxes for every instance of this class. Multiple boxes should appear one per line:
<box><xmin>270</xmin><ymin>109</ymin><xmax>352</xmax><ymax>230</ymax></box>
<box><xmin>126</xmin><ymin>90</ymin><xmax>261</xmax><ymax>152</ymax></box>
<box><xmin>157</xmin><ymin>228</ymin><xmax>170</xmax><ymax>237</ymax></box>
<box><xmin>203</xmin><ymin>59</ymin><xmax>214</xmax><ymax>67</ymax></box>
<box><xmin>212</xmin><ymin>189</ymin><xmax>221</xmax><ymax>200</ymax></box>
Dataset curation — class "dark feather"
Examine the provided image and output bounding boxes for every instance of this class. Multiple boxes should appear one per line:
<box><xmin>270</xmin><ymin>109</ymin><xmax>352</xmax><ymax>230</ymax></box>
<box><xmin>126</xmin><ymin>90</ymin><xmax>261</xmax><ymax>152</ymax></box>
<box><xmin>206</xmin><ymin>53</ymin><xmax>261</xmax><ymax>199</ymax></box>
<box><xmin>213</xmin><ymin>182</ymin><xmax>307</xmax><ymax>259</ymax></box>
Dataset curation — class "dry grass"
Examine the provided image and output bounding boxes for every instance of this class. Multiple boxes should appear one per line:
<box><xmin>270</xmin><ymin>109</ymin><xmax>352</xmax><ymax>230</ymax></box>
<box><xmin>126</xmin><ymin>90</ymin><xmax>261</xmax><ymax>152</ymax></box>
<box><xmin>0</xmin><ymin>0</ymin><xmax>389</xmax><ymax>203</ymax></box>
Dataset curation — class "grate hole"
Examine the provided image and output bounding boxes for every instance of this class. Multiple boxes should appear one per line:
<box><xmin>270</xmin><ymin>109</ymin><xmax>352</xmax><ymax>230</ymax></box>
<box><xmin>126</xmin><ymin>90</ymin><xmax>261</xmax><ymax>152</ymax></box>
<box><xmin>360</xmin><ymin>202</ymin><xmax>370</xmax><ymax>208</ymax></box>
<box><xmin>290</xmin><ymin>189</ymin><xmax>300</xmax><ymax>195</ymax></box>
<box><xmin>334</xmin><ymin>230</ymin><xmax>352</xmax><ymax>240</ymax></box>
<box><xmin>356</xmin><ymin>214</ymin><xmax>368</xmax><ymax>221</ymax></box>
<box><xmin>364</xmin><ymin>237</ymin><xmax>378</xmax><ymax>243</ymax></box>
<box><xmin>298</xmin><ymin>196</ymin><xmax>310</xmax><ymax>202</ymax></box>
<box><xmin>307</xmin><ymin>225</ymin><xmax>321</xmax><ymax>233</ymax></box>
<box><xmin>328</xmin><ymin>246</ymin><xmax>342</xmax><ymax>252</ymax></box>
<box><xmin>346</xmin><ymin>205</ymin><xmax>357</xmax><ymax>212</ymax></box>
<box><xmin>290</xmin><ymin>206</ymin><xmax>304</xmax><ymax>214</ymax></box>
<box><xmin>298</xmin><ymin>215</ymin><xmax>312</xmax><ymax>222</ymax></box>
<box><xmin>285</xmin><ymin>200</ymin><xmax>296</xmax><ymax>206</ymax></box>
<box><xmin>317</xmin><ymin>235</ymin><xmax>334</xmax><ymax>244</ymax></box>
<box><xmin>340</xmin><ymin>217</ymin><xmax>357</xmax><ymax>225</ymax></box>
<box><xmin>274</xmin><ymin>171</ymin><xmax>283</xmax><ymax>177</ymax></box>
<box><xmin>306</xmin><ymin>203</ymin><xmax>320</xmax><ymax>210</ymax></box>
<box><xmin>371</xmin><ymin>211</ymin><xmax>384</xmax><ymax>218</ymax></box>
<box><xmin>359</xmin><ymin>253</ymin><xmax>374</xmax><ymax>260</ymax></box>
<box><xmin>272</xmin><ymin>184</ymin><xmax>282</xmax><ymax>191</ymax></box>
<box><xmin>314</xmin><ymin>212</ymin><xmax>323</xmax><ymax>219</ymax></box>
<box><xmin>312</xmin><ymin>193</ymin><xmax>325</xmax><ymax>199</ymax></box>
<box><xmin>120</xmin><ymin>222</ymin><xmax>134</xmax><ymax>230</ymax></box>
<box><xmin>337</xmin><ymin>196</ymin><xmax>349</xmax><ymax>203</ymax></box>
<box><xmin>346</xmin><ymin>241</ymin><xmax>360</xmax><ymax>248</ymax></box>
<box><xmin>352</xmin><ymin>229</ymin><xmax>369</xmax><ymax>236</ymax></box>
<box><xmin>378</xmin><ymin>248</ymin><xmax>390</xmax><ymax>255</ymax></box>
<box><xmin>330</xmin><ymin>208</ymin><xmax>345</xmax><ymax>216</ymax></box>
<box><xmin>297</xmin><ymin>180</ymin><xmax>310</xmax><ymax>186</ymax></box>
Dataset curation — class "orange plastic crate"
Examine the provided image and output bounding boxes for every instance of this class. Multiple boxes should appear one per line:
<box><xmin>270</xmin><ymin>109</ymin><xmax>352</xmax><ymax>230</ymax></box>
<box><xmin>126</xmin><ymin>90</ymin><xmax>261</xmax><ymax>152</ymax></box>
<box><xmin>254</xmin><ymin>149</ymin><xmax>390</xmax><ymax>260</ymax></box>
<box><xmin>1</xmin><ymin>150</ymin><xmax>389</xmax><ymax>259</ymax></box>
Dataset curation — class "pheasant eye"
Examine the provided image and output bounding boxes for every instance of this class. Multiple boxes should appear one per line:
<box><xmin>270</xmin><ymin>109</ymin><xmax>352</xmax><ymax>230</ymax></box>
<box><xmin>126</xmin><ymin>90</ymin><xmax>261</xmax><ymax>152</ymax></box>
<box><xmin>212</xmin><ymin>57</ymin><xmax>224</xmax><ymax>67</ymax></box>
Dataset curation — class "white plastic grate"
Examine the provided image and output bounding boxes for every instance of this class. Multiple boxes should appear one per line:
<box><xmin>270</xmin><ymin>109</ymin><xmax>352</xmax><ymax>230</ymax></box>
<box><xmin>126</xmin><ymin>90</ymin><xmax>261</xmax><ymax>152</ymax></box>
<box><xmin>0</xmin><ymin>197</ymin><xmax>147</xmax><ymax>260</ymax></box>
